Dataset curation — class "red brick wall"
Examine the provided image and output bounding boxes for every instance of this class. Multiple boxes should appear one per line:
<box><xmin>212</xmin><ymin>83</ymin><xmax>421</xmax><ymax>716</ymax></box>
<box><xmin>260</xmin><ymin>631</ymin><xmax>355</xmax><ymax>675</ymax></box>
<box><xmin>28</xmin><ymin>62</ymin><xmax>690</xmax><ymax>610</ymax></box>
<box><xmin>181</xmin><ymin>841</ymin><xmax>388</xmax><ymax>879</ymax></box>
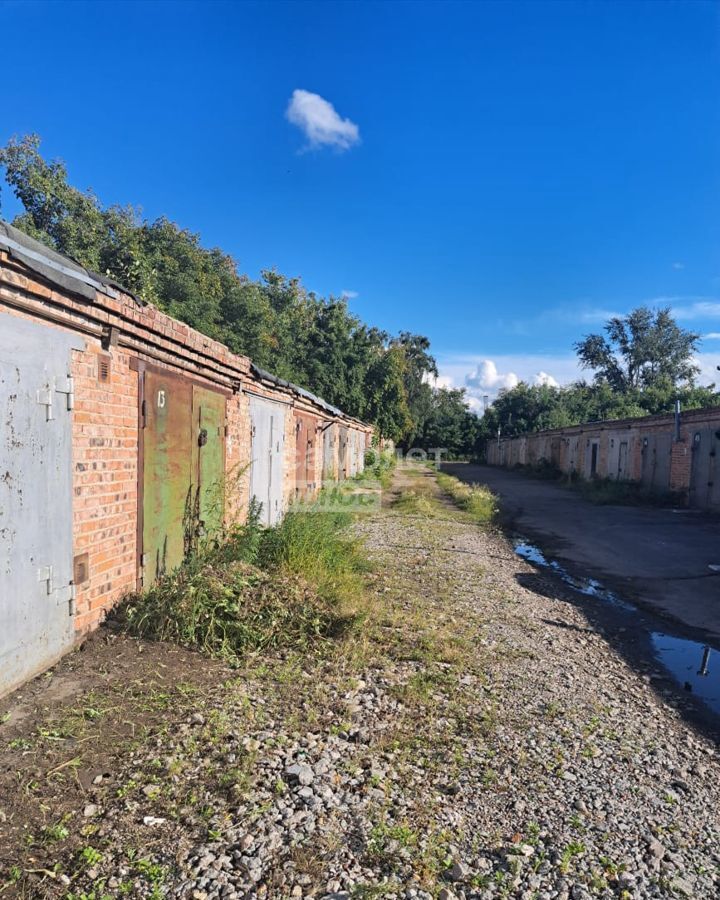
<box><xmin>71</xmin><ymin>343</ymin><xmax>139</xmax><ymax>634</ymax></box>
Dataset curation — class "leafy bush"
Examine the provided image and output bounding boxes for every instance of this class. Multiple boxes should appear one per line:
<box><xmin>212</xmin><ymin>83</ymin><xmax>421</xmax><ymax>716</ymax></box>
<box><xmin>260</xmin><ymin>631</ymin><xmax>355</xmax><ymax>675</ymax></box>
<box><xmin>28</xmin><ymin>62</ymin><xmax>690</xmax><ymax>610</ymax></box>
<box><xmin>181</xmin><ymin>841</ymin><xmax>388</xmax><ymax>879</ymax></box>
<box><xmin>120</xmin><ymin>560</ymin><xmax>346</xmax><ymax>662</ymax></box>
<box><xmin>360</xmin><ymin>449</ymin><xmax>396</xmax><ymax>489</ymax></box>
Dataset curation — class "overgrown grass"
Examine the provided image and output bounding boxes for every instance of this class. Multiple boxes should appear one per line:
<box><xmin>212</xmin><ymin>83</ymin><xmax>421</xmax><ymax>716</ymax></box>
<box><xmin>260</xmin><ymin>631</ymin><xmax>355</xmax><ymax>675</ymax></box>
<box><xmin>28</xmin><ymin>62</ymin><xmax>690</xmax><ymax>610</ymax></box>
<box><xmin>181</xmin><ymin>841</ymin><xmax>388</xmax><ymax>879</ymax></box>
<box><xmin>572</xmin><ymin>476</ymin><xmax>683</xmax><ymax>507</ymax></box>
<box><xmin>259</xmin><ymin>507</ymin><xmax>368</xmax><ymax>606</ymax></box>
<box><xmin>119</xmin><ymin>506</ymin><xmax>367</xmax><ymax>663</ymax></box>
<box><xmin>511</xmin><ymin>462</ymin><xmax>682</xmax><ymax>507</ymax></box>
<box><xmin>436</xmin><ymin>472</ymin><xmax>497</xmax><ymax>524</ymax></box>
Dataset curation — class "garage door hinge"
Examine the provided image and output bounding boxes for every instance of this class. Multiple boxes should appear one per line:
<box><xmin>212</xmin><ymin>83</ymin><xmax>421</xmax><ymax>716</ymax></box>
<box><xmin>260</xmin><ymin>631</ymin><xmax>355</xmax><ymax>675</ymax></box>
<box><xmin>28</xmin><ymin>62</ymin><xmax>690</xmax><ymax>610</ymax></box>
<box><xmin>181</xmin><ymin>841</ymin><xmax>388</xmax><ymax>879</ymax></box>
<box><xmin>69</xmin><ymin>582</ymin><xmax>77</xmax><ymax>617</ymax></box>
<box><xmin>55</xmin><ymin>374</ymin><xmax>75</xmax><ymax>411</ymax></box>
<box><xmin>36</xmin><ymin>375</ymin><xmax>74</xmax><ymax>420</ymax></box>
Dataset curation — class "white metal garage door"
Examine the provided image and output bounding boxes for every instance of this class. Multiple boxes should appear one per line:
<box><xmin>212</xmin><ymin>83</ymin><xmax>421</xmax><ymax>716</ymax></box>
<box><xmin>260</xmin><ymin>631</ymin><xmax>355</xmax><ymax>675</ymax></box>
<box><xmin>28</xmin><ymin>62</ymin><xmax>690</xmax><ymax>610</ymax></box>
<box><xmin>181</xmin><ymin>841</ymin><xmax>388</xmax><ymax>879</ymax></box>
<box><xmin>249</xmin><ymin>395</ymin><xmax>286</xmax><ymax>526</ymax></box>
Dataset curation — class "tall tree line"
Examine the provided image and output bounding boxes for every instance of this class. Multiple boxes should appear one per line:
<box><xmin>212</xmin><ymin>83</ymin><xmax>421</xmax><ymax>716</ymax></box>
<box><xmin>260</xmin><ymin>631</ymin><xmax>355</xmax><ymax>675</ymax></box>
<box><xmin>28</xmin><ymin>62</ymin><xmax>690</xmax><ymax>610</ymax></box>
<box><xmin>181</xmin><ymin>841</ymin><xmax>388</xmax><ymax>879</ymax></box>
<box><xmin>0</xmin><ymin>135</ymin><xmax>478</xmax><ymax>448</ymax></box>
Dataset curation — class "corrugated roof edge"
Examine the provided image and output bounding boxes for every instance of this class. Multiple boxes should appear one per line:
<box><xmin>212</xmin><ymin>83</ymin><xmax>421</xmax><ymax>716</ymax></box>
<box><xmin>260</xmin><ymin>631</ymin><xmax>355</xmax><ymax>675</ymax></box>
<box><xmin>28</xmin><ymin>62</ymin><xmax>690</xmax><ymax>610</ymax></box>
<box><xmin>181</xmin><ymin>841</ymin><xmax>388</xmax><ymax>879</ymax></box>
<box><xmin>249</xmin><ymin>363</ymin><xmax>369</xmax><ymax>426</ymax></box>
<box><xmin>0</xmin><ymin>219</ymin><xmax>145</xmax><ymax>306</ymax></box>
<box><xmin>0</xmin><ymin>219</ymin><xmax>371</xmax><ymax>430</ymax></box>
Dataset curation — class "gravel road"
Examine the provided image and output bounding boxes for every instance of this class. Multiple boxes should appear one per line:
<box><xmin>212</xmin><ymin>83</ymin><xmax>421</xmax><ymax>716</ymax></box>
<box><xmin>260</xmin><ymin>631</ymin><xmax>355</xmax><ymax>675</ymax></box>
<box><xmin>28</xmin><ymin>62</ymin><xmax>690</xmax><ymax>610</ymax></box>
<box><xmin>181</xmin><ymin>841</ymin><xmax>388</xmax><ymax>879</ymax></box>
<box><xmin>1</xmin><ymin>465</ymin><xmax>718</xmax><ymax>899</ymax></box>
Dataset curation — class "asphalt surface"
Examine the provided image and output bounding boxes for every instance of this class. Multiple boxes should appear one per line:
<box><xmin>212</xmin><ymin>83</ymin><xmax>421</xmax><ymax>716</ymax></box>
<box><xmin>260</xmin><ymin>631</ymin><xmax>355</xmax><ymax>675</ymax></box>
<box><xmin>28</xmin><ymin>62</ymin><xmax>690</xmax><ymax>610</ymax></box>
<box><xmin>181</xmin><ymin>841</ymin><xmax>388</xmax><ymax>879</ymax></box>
<box><xmin>444</xmin><ymin>463</ymin><xmax>720</xmax><ymax>640</ymax></box>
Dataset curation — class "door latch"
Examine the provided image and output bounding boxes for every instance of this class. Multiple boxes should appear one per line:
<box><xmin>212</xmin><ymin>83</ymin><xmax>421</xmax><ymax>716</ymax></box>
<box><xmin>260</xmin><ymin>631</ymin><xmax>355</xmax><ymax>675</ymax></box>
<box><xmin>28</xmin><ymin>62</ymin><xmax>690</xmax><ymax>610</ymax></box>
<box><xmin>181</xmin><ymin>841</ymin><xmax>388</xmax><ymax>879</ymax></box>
<box><xmin>37</xmin><ymin>565</ymin><xmax>54</xmax><ymax>594</ymax></box>
<box><xmin>36</xmin><ymin>388</ymin><xmax>54</xmax><ymax>421</ymax></box>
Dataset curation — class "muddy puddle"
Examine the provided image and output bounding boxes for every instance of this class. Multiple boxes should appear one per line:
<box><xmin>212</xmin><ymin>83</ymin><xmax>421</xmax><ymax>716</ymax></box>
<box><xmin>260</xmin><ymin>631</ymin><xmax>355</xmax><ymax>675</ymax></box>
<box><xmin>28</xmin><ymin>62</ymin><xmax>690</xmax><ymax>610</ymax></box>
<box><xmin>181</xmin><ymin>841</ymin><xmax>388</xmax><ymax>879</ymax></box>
<box><xmin>514</xmin><ymin>537</ymin><xmax>720</xmax><ymax>717</ymax></box>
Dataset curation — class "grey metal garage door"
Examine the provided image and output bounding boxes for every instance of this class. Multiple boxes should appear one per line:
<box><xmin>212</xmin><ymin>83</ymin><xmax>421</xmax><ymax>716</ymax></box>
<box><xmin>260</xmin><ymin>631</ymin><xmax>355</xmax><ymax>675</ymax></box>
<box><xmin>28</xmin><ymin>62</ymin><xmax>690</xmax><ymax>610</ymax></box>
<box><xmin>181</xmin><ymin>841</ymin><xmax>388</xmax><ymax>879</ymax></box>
<box><xmin>322</xmin><ymin>423</ymin><xmax>336</xmax><ymax>481</ymax></box>
<box><xmin>0</xmin><ymin>312</ymin><xmax>83</xmax><ymax>697</ymax></box>
<box><xmin>641</xmin><ymin>433</ymin><xmax>672</xmax><ymax>491</ymax></box>
<box><xmin>689</xmin><ymin>427</ymin><xmax>720</xmax><ymax>511</ymax></box>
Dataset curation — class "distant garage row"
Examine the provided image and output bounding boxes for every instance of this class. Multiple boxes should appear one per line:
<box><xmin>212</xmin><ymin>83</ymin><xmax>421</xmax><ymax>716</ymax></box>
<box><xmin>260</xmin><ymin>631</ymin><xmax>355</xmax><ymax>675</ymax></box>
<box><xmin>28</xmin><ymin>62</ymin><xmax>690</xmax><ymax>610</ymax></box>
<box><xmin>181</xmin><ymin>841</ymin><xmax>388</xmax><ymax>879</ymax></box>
<box><xmin>0</xmin><ymin>221</ymin><xmax>372</xmax><ymax>697</ymax></box>
<box><xmin>486</xmin><ymin>405</ymin><xmax>720</xmax><ymax>510</ymax></box>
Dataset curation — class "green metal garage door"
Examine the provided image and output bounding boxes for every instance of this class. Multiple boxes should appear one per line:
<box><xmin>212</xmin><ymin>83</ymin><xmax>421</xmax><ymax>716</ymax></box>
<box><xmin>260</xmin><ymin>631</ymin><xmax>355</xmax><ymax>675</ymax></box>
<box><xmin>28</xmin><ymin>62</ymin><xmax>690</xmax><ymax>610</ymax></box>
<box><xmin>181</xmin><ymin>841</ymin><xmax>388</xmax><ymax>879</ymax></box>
<box><xmin>142</xmin><ymin>370</ymin><xmax>226</xmax><ymax>585</ymax></box>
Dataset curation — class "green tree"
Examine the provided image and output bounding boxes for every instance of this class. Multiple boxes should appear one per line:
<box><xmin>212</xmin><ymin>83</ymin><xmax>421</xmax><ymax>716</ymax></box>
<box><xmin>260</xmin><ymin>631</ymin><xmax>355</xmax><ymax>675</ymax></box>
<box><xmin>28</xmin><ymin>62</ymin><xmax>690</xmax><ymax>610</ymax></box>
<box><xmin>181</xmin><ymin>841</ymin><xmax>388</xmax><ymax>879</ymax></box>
<box><xmin>0</xmin><ymin>134</ymin><xmax>484</xmax><ymax>449</ymax></box>
<box><xmin>364</xmin><ymin>346</ymin><xmax>413</xmax><ymax>442</ymax></box>
<box><xmin>575</xmin><ymin>306</ymin><xmax>700</xmax><ymax>392</ymax></box>
<box><xmin>416</xmin><ymin>387</ymin><xmax>479</xmax><ymax>457</ymax></box>
<box><xmin>391</xmin><ymin>332</ymin><xmax>438</xmax><ymax>448</ymax></box>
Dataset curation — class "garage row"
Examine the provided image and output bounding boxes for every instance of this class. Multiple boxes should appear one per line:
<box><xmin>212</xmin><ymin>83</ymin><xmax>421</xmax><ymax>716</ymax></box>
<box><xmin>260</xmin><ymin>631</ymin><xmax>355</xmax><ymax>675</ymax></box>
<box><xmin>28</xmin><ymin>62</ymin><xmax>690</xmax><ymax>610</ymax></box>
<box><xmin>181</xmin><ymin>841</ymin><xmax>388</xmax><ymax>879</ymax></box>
<box><xmin>487</xmin><ymin>405</ymin><xmax>720</xmax><ymax>510</ymax></box>
<box><xmin>0</xmin><ymin>222</ymin><xmax>373</xmax><ymax>697</ymax></box>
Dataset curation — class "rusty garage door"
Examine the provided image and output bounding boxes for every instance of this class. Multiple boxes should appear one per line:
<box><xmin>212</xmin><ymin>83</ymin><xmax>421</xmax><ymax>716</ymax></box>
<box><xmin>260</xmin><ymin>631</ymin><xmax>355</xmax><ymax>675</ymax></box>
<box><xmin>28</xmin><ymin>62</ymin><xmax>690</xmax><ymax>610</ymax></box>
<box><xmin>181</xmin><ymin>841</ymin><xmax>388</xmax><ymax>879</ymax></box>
<box><xmin>294</xmin><ymin>413</ymin><xmax>317</xmax><ymax>500</ymax></box>
<box><xmin>249</xmin><ymin>395</ymin><xmax>286</xmax><ymax>526</ymax></box>
<box><xmin>0</xmin><ymin>312</ymin><xmax>84</xmax><ymax>697</ymax></box>
<box><xmin>141</xmin><ymin>370</ymin><xmax>226</xmax><ymax>584</ymax></box>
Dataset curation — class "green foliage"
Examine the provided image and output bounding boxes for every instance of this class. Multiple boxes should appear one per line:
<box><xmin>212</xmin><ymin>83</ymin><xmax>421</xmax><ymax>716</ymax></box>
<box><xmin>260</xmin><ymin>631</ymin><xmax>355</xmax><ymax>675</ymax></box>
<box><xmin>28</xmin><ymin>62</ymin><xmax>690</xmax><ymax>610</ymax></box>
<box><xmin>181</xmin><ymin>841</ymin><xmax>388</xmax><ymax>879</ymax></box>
<box><xmin>575</xmin><ymin>306</ymin><xmax>700</xmax><ymax>392</ymax></box>
<box><xmin>258</xmin><ymin>508</ymin><xmax>366</xmax><ymax>606</ymax></box>
<box><xmin>0</xmin><ymin>135</ymin><xmax>479</xmax><ymax>452</ymax></box>
<box><xmin>362</xmin><ymin>448</ymin><xmax>397</xmax><ymax>489</ymax></box>
<box><xmin>476</xmin><ymin>307</ymin><xmax>717</xmax><ymax>451</ymax></box>
<box><xmin>364</xmin><ymin>345</ymin><xmax>413</xmax><ymax>442</ymax></box>
<box><xmin>479</xmin><ymin>375</ymin><xmax>719</xmax><ymax>451</ymax></box>
<box><xmin>413</xmin><ymin>387</ymin><xmax>479</xmax><ymax>457</ymax></box>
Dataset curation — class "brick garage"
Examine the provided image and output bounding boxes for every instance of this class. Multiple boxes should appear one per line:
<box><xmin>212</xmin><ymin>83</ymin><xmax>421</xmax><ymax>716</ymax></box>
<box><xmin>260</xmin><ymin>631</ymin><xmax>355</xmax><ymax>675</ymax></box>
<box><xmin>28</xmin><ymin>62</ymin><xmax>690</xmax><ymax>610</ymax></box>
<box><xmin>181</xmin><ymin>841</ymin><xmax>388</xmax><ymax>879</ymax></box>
<box><xmin>487</xmin><ymin>406</ymin><xmax>720</xmax><ymax>509</ymax></box>
<box><xmin>0</xmin><ymin>222</ymin><xmax>372</xmax><ymax>696</ymax></box>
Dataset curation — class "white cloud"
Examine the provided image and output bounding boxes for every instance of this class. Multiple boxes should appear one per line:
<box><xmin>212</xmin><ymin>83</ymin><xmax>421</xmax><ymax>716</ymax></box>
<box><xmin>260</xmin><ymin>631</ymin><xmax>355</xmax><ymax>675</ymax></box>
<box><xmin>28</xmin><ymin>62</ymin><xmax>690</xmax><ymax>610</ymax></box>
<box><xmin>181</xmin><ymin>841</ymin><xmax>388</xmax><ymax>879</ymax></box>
<box><xmin>286</xmin><ymin>89</ymin><xmax>360</xmax><ymax>151</ymax></box>
<box><xmin>535</xmin><ymin>371</ymin><xmax>559</xmax><ymax>387</ymax></box>
<box><xmin>670</xmin><ymin>299</ymin><xmax>720</xmax><ymax>320</ymax></box>
<box><xmin>464</xmin><ymin>360</ymin><xmax>560</xmax><ymax>396</ymax></box>
<box><xmin>694</xmin><ymin>353</ymin><xmax>720</xmax><ymax>386</ymax></box>
<box><xmin>436</xmin><ymin>353</ymin><xmax>585</xmax><ymax>407</ymax></box>
<box><xmin>466</xmin><ymin>360</ymin><xmax>519</xmax><ymax>392</ymax></box>
<box><xmin>703</xmin><ymin>333</ymin><xmax>720</xmax><ymax>340</ymax></box>
<box><xmin>436</xmin><ymin>350</ymin><xmax>720</xmax><ymax>413</ymax></box>
<box><xmin>341</xmin><ymin>289</ymin><xmax>358</xmax><ymax>300</ymax></box>
<box><xmin>423</xmin><ymin>372</ymin><xmax>454</xmax><ymax>390</ymax></box>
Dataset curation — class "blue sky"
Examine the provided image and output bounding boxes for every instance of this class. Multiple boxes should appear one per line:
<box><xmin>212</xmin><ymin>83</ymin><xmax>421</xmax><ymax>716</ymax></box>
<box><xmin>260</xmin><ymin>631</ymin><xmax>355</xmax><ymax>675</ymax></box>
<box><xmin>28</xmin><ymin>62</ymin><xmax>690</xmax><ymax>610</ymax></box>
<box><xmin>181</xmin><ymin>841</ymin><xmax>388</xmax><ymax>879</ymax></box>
<box><xmin>2</xmin><ymin>0</ymin><xmax>719</xmax><ymax>405</ymax></box>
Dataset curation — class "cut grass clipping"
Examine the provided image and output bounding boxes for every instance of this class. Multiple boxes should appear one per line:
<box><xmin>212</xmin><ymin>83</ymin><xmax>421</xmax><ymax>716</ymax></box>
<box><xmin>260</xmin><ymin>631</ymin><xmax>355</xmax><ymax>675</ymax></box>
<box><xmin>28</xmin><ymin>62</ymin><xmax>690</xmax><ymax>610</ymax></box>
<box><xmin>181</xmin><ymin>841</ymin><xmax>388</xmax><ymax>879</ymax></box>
<box><xmin>120</xmin><ymin>508</ymin><xmax>366</xmax><ymax>663</ymax></box>
<box><xmin>437</xmin><ymin>472</ymin><xmax>497</xmax><ymax>523</ymax></box>
<box><xmin>394</xmin><ymin>489</ymin><xmax>438</xmax><ymax>517</ymax></box>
